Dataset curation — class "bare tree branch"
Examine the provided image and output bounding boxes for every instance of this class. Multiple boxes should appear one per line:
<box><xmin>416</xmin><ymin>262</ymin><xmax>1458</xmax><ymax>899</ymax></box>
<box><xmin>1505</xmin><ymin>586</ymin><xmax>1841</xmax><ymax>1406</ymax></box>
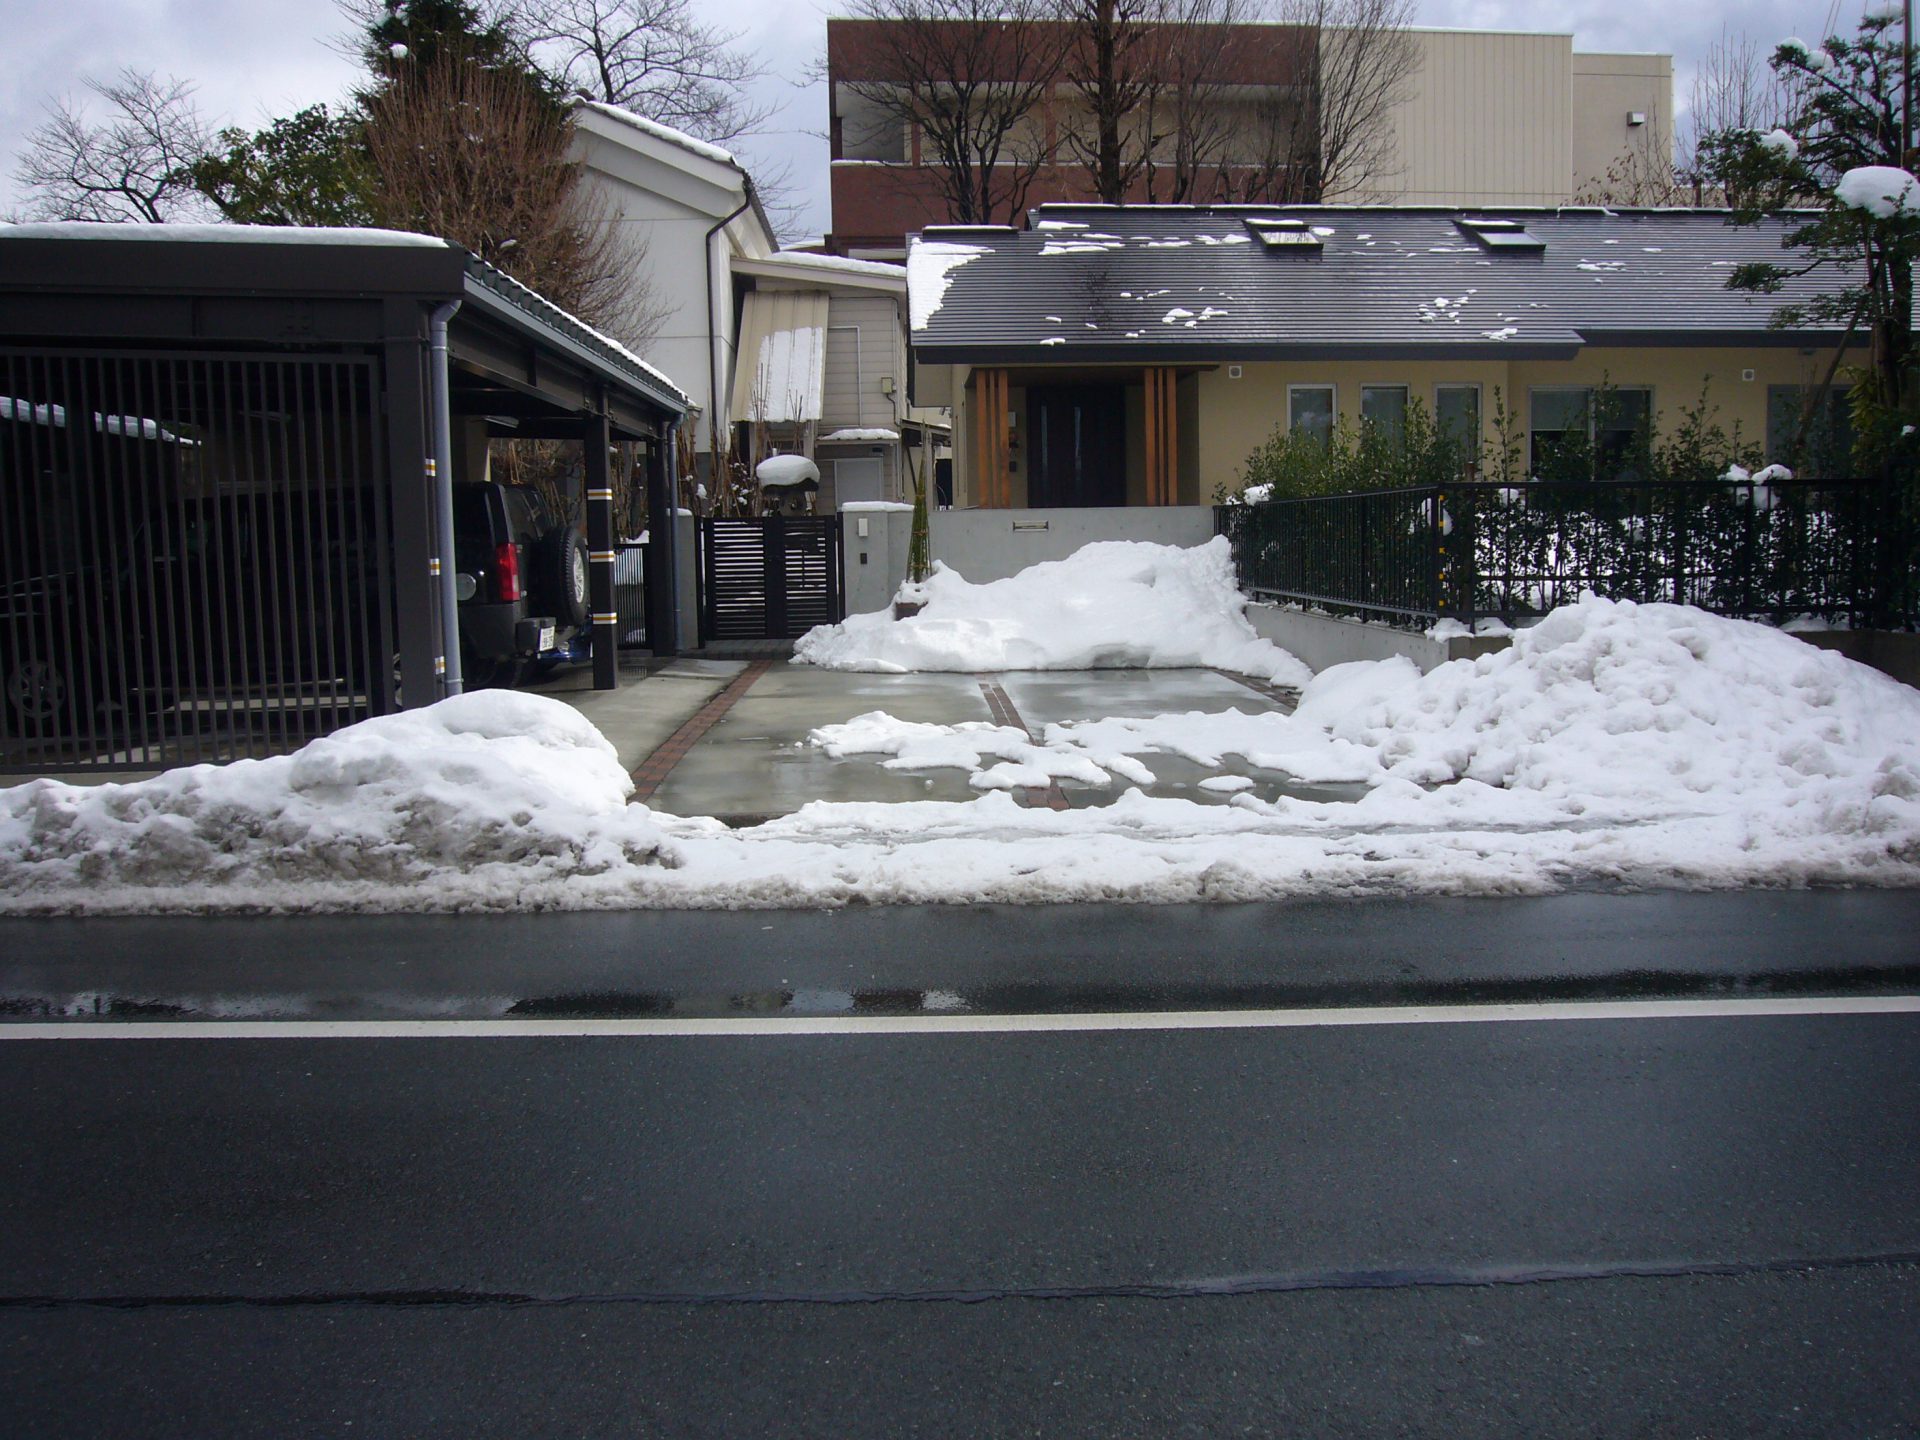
<box><xmin>524</xmin><ymin>0</ymin><xmax>772</xmax><ymax>143</ymax></box>
<box><xmin>364</xmin><ymin>53</ymin><xmax>665</xmax><ymax>346</ymax></box>
<box><xmin>12</xmin><ymin>70</ymin><xmax>215</xmax><ymax>223</ymax></box>
<box><xmin>834</xmin><ymin>0</ymin><xmax>1069</xmax><ymax>226</ymax></box>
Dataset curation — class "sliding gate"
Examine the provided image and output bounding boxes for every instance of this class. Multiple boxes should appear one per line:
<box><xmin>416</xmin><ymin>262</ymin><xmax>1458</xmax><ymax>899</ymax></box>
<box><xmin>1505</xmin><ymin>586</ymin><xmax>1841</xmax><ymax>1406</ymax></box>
<box><xmin>697</xmin><ymin>516</ymin><xmax>844</xmax><ymax>641</ymax></box>
<box><xmin>1</xmin><ymin>348</ymin><xmax>396</xmax><ymax>773</ymax></box>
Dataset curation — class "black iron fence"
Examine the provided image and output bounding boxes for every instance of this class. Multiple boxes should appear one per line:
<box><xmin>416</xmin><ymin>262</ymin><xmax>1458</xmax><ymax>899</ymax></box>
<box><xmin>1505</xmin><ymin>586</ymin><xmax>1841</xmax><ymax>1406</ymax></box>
<box><xmin>1217</xmin><ymin>478</ymin><xmax>1918</xmax><ymax>631</ymax></box>
<box><xmin>2</xmin><ymin>348</ymin><xmax>395</xmax><ymax>773</ymax></box>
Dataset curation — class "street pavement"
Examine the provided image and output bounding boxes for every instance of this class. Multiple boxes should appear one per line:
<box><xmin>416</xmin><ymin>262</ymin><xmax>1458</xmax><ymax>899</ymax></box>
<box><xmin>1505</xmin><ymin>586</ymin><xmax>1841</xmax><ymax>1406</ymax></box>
<box><xmin>2</xmin><ymin>893</ymin><xmax>1918</xmax><ymax>1436</ymax></box>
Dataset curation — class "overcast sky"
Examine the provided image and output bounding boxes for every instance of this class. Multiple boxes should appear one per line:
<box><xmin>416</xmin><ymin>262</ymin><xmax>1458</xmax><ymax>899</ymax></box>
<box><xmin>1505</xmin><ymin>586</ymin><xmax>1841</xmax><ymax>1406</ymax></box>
<box><xmin>0</xmin><ymin>0</ymin><xmax>1863</xmax><ymax>241</ymax></box>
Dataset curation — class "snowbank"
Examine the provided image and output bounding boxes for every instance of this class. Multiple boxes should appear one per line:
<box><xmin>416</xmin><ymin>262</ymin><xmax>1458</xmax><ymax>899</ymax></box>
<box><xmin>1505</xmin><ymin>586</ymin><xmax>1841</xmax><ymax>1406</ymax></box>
<box><xmin>793</xmin><ymin>538</ymin><xmax>1312</xmax><ymax>687</ymax></box>
<box><xmin>0</xmin><ymin>692</ymin><xmax>676</xmax><ymax>908</ymax></box>
<box><xmin>4</xmin><ymin>598</ymin><xmax>1917</xmax><ymax>913</ymax></box>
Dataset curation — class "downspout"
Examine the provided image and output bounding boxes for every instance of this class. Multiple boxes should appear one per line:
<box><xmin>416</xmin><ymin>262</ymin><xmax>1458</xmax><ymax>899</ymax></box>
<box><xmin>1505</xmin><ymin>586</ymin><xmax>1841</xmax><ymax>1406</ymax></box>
<box><xmin>704</xmin><ymin>179</ymin><xmax>756</xmax><ymax>491</ymax></box>
<box><xmin>429</xmin><ymin>299</ymin><xmax>464</xmax><ymax>696</ymax></box>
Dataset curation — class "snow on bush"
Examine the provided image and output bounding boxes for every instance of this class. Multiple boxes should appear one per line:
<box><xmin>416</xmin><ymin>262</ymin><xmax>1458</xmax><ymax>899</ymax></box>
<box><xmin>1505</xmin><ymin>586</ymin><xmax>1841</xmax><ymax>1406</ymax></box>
<box><xmin>1835</xmin><ymin>165</ymin><xmax>1920</xmax><ymax>219</ymax></box>
<box><xmin>794</xmin><ymin>537</ymin><xmax>1311</xmax><ymax>687</ymax></box>
<box><xmin>0</xmin><ymin>691</ymin><xmax>677</xmax><ymax>905</ymax></box>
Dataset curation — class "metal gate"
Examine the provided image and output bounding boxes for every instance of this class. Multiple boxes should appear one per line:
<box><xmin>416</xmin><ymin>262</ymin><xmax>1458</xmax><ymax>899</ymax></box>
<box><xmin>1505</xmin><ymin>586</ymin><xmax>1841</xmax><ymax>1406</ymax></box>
<box><xmin>697</xmin><ymin>516</ymin><xmax>844</xmax><ymax>640</ymax></box>
<box><xmin>2</xmin><ymin>348</ymin><xmax>395</xmax><ymax>773</ymax></box>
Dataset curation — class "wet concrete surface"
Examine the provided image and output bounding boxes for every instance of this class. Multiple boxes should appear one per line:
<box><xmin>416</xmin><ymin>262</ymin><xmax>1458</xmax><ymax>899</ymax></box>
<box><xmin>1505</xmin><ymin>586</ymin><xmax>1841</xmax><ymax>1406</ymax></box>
<box><xmin>638</xmin><ymin>661</ymin><xmax>1350</xmax><ymax>820</ymax></box>
<box><xmin>4</xmin><ymin>891</ymin><xmax>1918</xmax><ymax>1022</ymax></box>
<box><xmin>642</xmin><ymin>664</ymin><xmax>995</xmax><ymax>818</ymax></box>
<box><xmin>525</xmin><ymin>656</ymin><xmax>743</xmax><ymax>773</ymax></box>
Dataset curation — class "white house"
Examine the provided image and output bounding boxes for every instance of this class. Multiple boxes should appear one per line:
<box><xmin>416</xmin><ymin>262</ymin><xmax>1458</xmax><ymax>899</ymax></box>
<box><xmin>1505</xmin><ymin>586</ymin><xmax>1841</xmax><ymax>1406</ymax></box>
<box><xmin>569</xmin><ymin>100</ymin><xmax>776</xmax><ymax>476</ymax></box>
<box><xmin>573</xmin><ymin>100</ymin><xmax>947</xmax><ymax>512</ymax></box>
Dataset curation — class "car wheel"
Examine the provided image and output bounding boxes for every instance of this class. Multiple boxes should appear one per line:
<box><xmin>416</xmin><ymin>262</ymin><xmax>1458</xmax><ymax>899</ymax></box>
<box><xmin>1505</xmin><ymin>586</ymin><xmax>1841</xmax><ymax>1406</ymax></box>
<box><xmin>539</xmin><ymin>525</ymin><xmax>591</xmax><ymax>629</ymax></box>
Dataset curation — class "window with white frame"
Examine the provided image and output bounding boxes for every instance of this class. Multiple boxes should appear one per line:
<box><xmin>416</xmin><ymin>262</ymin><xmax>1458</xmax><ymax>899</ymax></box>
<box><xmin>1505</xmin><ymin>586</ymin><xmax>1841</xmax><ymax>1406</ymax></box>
<box><xmin>1288</xmin><ymin>384</ymin><xmax>1335</xmax><ymax>446</ymax></box>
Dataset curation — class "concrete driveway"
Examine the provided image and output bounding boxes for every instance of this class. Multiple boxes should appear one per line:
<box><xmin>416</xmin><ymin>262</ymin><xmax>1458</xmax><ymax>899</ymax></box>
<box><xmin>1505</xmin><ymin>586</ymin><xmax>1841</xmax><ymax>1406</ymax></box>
<box><xmin>552</xmin><ymin>657</ymin><xmax>1314</xmax><ymax>825</ymax></box>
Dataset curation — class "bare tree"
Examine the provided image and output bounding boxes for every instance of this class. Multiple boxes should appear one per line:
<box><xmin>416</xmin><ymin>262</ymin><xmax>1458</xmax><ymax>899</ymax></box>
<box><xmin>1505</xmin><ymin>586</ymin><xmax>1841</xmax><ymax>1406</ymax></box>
<box><xmin>525</xmin><ymin>0</ymin><xmax>771</xmax><ymax>143</ymax></box>
<box><xmin>363</xmin><ymin>53</ymin><xmax>664</xmax><ymax>345</ymax></box>
<box><xmin>1283</xmin><ymin>0</ymin><xmax>1415</xmax><ymax>202</ymax></box>
<box><xmin>834</xmin><ymin>0</ymin><xmax>1069</xmax><ymax>226</ymax></box>
<box><xmin>12</xmin><ymin>70</ymin><xmax>214</xmax><ymax>223</ymax></box>
<box><xmin>1676</xmin><ymin>28</ymin><xmax>1798</xmax><ymax>205</ymax></box>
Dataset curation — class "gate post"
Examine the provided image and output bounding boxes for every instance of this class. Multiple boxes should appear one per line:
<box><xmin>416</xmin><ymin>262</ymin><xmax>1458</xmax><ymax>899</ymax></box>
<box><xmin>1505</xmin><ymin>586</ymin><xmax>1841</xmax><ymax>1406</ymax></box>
<box><xmin>644</xmin><ymin>429</ymin><xmax>678</xmax><ymax>657</ymax></box>
<box><xmin>584</xmin><ymin>409</ymin><xmax>617</xmax><ymax>690</ymax></box>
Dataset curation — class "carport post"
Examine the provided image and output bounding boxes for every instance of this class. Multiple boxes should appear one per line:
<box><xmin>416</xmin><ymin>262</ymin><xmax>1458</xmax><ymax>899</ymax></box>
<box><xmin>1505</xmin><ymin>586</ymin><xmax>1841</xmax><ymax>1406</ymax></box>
<box><xmin>585</xmin><ymin>409</ymin><xmax>617</xmax><ymax>690</ymax></box>
<box><xmin>382</xmin><ymin>301</ymin><xmax>443</xmax><ymax>710</ymax></box>
<box><xmin>645</xmin><ymin>423</ymin><xmax>679</xmax><ymax>657</ymax></box>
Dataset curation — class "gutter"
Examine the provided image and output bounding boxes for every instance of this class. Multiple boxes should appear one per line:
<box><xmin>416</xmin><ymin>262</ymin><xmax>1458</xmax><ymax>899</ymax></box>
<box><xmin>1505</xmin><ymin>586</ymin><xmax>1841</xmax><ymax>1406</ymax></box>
<box><xmin>704</xmin><ymin>181</ymin><xmax>756</xmax><ymax>487</ymax></box>
<box><xmin>429</xmin><ymin>299</ymin><xmax>464</xmax><ymax>696</ymax></box>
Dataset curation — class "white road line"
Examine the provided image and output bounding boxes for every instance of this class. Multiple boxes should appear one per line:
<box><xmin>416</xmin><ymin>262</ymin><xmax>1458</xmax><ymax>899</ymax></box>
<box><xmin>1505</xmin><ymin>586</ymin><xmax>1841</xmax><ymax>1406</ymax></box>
<box><xmin>2</xmin><ymin>995</ymin><xmax>1917</xmax><ymax>1040</ymax></box>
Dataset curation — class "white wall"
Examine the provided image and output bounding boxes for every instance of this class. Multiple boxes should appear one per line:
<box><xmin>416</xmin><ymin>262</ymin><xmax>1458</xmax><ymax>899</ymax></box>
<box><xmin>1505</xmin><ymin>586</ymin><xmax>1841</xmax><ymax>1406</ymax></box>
<box><xmin>927</xmin><ymin>506</ymin><xmax>1216</xmax><ymax>584</ymax></box>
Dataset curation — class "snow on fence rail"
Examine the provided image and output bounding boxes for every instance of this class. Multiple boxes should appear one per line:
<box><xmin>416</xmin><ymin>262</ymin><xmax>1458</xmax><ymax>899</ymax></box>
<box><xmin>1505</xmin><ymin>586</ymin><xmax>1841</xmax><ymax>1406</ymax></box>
<box><xmin>1217</xmin><ymin>479</ymin><xmax>1917</xmax><ymax>631</ymax></box>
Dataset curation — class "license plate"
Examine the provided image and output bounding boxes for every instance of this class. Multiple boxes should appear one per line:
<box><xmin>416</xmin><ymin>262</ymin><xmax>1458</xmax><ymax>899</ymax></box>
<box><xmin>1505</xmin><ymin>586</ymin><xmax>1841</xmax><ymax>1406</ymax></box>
<box><xmin>536</xmin><ymin>624</ymin><xmax>556</xmax><ymax>652</ymax></box>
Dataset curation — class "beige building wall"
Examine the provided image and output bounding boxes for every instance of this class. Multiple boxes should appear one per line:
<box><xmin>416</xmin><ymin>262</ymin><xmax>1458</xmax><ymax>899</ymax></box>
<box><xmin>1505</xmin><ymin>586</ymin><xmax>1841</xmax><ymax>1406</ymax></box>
<box><xmin>1571</xmin><ymin>52</ymin><xmax>1674</xmax><ymax>198</ymax></box>
<box><xmin>1194</xmin><ymin>346</ymin><xmax>1849</xmax><ymax>495</ymax></box>
<box><xmin>1361</xmin><ymin>32</ymin><xmax>1673</xmax><ymax>207</ymax></box>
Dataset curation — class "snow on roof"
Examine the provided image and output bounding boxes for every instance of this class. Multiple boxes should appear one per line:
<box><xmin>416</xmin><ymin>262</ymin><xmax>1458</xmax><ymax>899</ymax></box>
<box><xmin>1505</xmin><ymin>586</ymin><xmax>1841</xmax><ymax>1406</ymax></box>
<box><xmin>819</xmin><ymin>428</ymin><xmax>900</xmax><ymax>443</ymax></box>
<box><xmin>756</xmin><ymin>453</ymin><xmax>820</xmax><ymax>487</ymax></box>
<box><xmin>907</xmin><ymin>238</ymin><xmax>991</xmax><ymax>330</ymax></box>
<box><xmin>0</xmin><ymin>221</ymin><xmax>452</xmax><ymax>248</ymax></box>
<box><xmin>754</xmin><ymin>251</ymin><xmax>906</xmax><ymax>280</ymax></box>
<box><xmin>469</xmin><ymin>258</ymin><xmax>688</xmax><ymax>404</ymax></box>
<box><xmin>572</xmin><ymin>100</ymin><xmax>739</xmax><ymax>169</ymax></box>
<box><xmin>1</xmin><ymin>396</ymin><xmax>196</xmax><ymax>443</ymax></box>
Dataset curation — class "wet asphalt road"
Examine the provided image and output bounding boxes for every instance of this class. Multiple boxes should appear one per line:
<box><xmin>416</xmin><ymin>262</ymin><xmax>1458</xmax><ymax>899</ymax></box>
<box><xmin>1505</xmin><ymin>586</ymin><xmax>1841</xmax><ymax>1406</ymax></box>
<box><xmin>3</xmin><ymin>893</ymin><xmax>1919</xmax><ymax>1436</ymax></box>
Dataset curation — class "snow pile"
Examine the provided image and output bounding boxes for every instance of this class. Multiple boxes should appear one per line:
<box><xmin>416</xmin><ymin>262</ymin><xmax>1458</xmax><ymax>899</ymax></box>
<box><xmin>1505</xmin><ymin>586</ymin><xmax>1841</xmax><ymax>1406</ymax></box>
<box><xmin>756</xmin><ymin>454</ymin><xmax>819</xmax><ymax>488</ymax></box>
<box><xmin>811</xmin><ymin>713</ymin><xmax>1116</xmax><ymax>791</ymax></box>
<box><xmin>1757</xmin><ymin>128</ymin><xmax>1798</xmax><ymax>160</ymax></box>
<box><xmin>908</xmin><ymin>239</ymin><xmax>989</xmax><ymax>330</ymax></box>
<box><xmin>1835</xmin><ymin>166</ymin><xmax>1920</xmax><ymax>219</ymax></box>
<box><xmin>1331</xmin><ymin>596</ymin><xmax>1920</xmax><ymax>838</ymax></box>
<box><xmin>794</xmin><ymin>538</ymin><xmax>1312</xmax><ymax>687</ymax></box>
<box><xmin>0</xmin><ymin>692</ymin><xmax>676</xmax><ymax>907</ymax></box>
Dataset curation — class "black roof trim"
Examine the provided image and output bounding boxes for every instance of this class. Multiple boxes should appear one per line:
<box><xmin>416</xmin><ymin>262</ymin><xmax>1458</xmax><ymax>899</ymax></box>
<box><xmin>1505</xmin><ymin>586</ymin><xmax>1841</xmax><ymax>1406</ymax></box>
<box><xmin>919</xmin><ymin>341</ymin><xmax>1586</xmax><ymax>365</ymax></box>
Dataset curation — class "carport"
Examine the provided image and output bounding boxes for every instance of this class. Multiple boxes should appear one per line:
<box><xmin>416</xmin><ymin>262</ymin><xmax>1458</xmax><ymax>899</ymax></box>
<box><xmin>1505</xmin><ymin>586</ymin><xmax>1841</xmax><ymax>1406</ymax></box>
<box><xmin>0</xmin><ymin>223</ymin><xmax>687</xmax><ymax>773</ymax></box>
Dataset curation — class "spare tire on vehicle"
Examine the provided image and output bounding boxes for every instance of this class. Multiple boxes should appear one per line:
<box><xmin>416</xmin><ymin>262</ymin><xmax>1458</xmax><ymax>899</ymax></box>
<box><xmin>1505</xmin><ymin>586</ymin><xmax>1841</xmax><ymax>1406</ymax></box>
<box><xmin>537</xmin><ymin>524</ymin><xmax>590</xmax><ymax>629</ymax></box>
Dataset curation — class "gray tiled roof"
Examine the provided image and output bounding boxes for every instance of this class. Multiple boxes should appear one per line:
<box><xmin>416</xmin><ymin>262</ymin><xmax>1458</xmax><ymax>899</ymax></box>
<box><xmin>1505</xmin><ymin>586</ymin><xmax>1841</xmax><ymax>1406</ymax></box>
<box><xmin>909</xmin><ymin>206</ymin><xmax>1850</xmax><ymax>364</ymax></box>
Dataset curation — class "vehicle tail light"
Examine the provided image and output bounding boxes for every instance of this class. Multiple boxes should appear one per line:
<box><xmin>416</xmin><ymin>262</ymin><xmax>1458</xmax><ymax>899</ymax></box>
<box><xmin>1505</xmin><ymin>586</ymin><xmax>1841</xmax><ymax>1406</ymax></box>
<box><xmin>495</xmin><ymin>541</ymin><xmax>522</xmax><ymax>602</ymax></box>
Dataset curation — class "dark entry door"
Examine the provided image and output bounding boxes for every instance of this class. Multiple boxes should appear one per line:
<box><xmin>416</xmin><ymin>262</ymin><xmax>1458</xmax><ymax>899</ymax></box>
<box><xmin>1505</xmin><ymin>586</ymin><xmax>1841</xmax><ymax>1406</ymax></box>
<box><xmin>699</xmin><ymin>515</ymin><xmax>845</xmax><ymax>640</ymax></box>
<box><xmin>1027</xmin><ymin>384</ymin><xmax>1127</xmax><ymax>507</ymax></box>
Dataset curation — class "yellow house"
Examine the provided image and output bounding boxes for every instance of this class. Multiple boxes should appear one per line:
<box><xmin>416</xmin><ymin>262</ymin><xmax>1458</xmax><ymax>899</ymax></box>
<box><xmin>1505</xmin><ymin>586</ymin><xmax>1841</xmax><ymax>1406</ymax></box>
<box><xmin>908</xmin><ymin>205</ymin><xmax>1856</xmax><ymax>507</ymax></box>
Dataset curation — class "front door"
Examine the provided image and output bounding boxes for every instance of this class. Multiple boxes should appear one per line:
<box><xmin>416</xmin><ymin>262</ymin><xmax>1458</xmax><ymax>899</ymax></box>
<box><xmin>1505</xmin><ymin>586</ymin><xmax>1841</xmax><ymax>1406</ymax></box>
<box><xmin>1027</xmin><ymin>384</ymin><xmax>1126</xmax><ymax>508</ymax></box>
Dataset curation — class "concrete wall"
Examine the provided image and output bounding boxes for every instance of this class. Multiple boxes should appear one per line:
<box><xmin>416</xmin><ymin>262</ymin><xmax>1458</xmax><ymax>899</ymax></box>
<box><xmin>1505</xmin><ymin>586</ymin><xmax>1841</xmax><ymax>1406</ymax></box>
<box><xmin>927</xmin><ymin>505</ymin><xmax>1215</xmax><ymax>583</ymax></box>
<box><xmin>1245</xmin><ymin>605</ymin><xmax>1504</xmax><ymax>674</ymax></box>
<box><xmin>841</xmin><ymin>504</ymin><xmax>915</xmax><ymax>615</ymax></box>
<box><xmin>1571</xmin><ymin>52</ymin><xmax>1674</xmax><ymax>197</ymax></box>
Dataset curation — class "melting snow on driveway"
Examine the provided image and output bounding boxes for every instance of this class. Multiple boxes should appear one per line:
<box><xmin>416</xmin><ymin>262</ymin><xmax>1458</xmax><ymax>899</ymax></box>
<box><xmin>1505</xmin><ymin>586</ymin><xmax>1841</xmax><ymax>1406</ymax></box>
<box><xmin>3</xmin><ymin>587</ymin><xmax>1919</xmax><ymax>911</ymax></box>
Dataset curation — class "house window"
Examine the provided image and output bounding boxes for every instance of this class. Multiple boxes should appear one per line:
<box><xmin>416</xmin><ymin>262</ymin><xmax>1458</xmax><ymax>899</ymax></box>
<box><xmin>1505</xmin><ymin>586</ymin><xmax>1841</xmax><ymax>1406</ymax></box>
<box><xmin>1288</xmin><ymin>385</ymin><xmax>1335</xmax><ymax>446</ymax></box>
<box><xmin>1435</xmin><ymin>384</ymin><xmax>1481</xmax><ymax>447</ymax></box>
<box><xmin>1529</xmin><ymin>386</ymin><xmax>1651</xmax><ymax>479</ymax></box>
<box><xmin>1359</xmin><ymin>385</ymin><xmax>1408</xmax><ymax>444</ymax></box>
<box><xmin>1767</xmin><ymin>385</ymin><xmax>1854</xmax><ymax>475</ymax></box>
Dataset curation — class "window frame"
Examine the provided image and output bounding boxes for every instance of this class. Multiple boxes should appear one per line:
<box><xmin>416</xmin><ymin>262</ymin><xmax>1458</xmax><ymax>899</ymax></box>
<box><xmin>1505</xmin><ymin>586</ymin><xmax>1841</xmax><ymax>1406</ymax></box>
<box><xmin>1287</xmin><ymin>383</ymin><xmax>1337</xmax><ymax>446</ymax></box>
<box><xmin>1358</xmin><ymin>383</ymin><xmax>1410</xmax><ymax>443</ymax></box>
<box><xmin>1527</xmin><ymin>384</ymin><xmax>1653</xmax><ymax>479</ymax></box>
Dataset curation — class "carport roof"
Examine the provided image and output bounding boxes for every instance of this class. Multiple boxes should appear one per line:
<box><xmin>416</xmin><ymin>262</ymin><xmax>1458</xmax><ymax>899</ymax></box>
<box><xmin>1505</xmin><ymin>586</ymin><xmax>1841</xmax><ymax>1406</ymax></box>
<box><xmin>0</xmin><ymin>222</ymin><xmax>688</xmax><ymax>426</ymax></box>
<box><xmin>908</xmin><ymin>205</ymin><xmax>1856</xmax><ymax>365</ymax></box>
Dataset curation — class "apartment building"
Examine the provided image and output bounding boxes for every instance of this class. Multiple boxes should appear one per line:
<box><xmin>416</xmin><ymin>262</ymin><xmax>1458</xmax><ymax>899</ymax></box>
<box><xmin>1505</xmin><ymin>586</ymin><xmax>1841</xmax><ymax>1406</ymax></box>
<box><xmin>827</xmin><ymin>20</ymin><xmax>1671</xmax><ymax>257</ymax></box>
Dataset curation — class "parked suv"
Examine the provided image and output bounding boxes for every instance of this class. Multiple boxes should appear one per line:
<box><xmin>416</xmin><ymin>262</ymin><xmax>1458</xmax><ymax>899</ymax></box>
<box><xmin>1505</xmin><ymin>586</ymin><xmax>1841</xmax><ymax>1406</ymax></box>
<box><xmin>452</xmin><ymin>481</ymin><xmax>589</xmax><ymax>688</ymax></box>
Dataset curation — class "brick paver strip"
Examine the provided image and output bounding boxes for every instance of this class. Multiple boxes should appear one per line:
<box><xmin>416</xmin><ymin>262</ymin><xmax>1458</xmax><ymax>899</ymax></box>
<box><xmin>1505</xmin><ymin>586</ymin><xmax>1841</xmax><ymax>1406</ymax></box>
<box><xmin>630</xmin><ymin>657</ymin><xmax>776</xmax><ymax>800</ymax></box>
<box><xmin>979</xmin><ymin>679</ymin><xmax>1070</xmax><ymax>811</ymax></box>
<box><xmin>1212</xmin><ymin>668</ymin><xmax>1301</xmax><ymax>712</ymax></box>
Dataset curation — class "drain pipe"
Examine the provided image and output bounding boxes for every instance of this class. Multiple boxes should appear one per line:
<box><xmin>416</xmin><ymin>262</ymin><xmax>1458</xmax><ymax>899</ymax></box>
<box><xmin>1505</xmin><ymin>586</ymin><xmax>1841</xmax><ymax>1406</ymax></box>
<box><xmin>429</xmin><ymin>299</ymin><xmax>464</xmax><ymax>696</ymax></box>
<box><xmin>704</xmin><ymin>180</ymin><xmax>755</xmax><ymax>487</ymax></box>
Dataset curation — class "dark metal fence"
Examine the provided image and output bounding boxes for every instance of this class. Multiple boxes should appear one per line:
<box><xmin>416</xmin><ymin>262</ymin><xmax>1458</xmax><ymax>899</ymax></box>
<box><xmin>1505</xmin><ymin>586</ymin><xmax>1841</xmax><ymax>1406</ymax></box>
<box><xmin>1217</xmin><ymin>478</ymin><xmax>1917</xmax><ymax>631</ymax></box>
<box><xmin>698</xmin><ymin>516</ymin><xmax>844</xmax><ymax>641</ymax></box>
<box><xmin>2</xmin><ymin>348</ymin><xmax>394</xmax><ymax>773</ymax></box>
<box><xmin>613</xmin><ymin>539</ymin><xmax>650</xmax><ymax>648</ymax></box>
